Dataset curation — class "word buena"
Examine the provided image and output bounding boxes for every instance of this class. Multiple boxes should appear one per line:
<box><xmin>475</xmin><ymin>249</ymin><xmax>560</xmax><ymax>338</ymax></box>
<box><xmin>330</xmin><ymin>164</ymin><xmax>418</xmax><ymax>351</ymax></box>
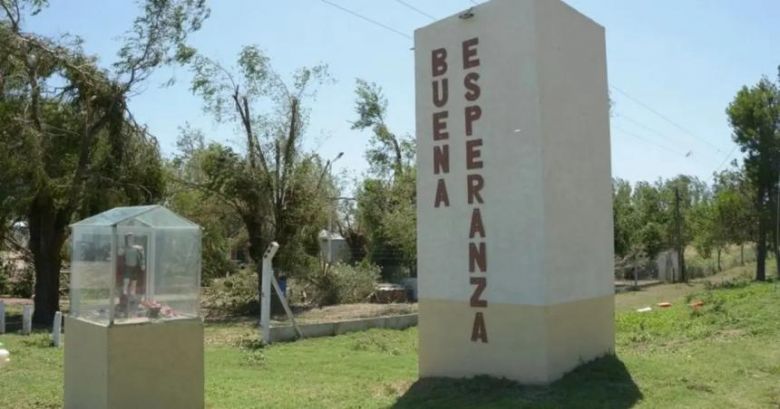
<box><xmin>430</xmin><ymin>37</ymin><xmax>488</xmax><ymax>343</ymax></box>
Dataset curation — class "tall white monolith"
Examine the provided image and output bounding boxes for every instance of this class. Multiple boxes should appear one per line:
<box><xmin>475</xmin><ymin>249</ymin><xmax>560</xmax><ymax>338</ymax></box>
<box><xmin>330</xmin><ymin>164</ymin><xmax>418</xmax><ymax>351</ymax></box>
<box><xmin>415</xmin><ymin>0</ymin><xmax>614</xmax><ymax>384</ymax></box>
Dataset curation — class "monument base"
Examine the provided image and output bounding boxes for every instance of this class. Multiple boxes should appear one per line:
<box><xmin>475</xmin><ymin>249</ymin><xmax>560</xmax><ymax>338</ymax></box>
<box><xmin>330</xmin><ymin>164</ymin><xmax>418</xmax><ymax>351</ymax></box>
<box><xmin>418</xmin><ymin>294</ymin><xmax>614</xmax><ymax>384</ymax></box>
<box><xmin>64</xmin><ymin>316</ymin><xmax>204</xmax><ymax>409</ymax></box>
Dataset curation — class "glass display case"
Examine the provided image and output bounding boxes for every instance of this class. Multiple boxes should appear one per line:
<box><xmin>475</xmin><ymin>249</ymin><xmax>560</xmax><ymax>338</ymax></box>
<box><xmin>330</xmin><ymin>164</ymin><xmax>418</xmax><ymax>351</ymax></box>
<box><xmin>69</xmin><ymin>205</ymin><xmax>201</xmax><ymax>325</ymax></box>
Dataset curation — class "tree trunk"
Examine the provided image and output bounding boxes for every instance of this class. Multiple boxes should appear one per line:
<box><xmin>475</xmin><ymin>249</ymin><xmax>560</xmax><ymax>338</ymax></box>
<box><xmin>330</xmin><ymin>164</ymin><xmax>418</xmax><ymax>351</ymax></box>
<box><xmin>773</xmin><ymin>182</ymin><xmax>780</xmax><ymax>277</ymax></box>
<box><xmin>775</xmin><ymin>246</ymin><xmax>780</xmax><ymax>276</ymax></box>
<box><xmin>756</xmin><ymin>216</ymin><xmax>767</xmax><ymax>281</ymax></box>
<box><xmin>674</xmin><ymin>187</ymin><xmax>686</xmax><ymax>282</ymax></box>
<box><xmin>28</xmin><ymin>194</ymin><xmax>69</xmax><ymax>325</ymax></box>
<box><xmin>774</xmin><ymin>222</ymin><xmax>780</xmax><ymax>278</ymax></box>
<box><xmin>716</xmin><ymin>248</ymin><xmax>721</xmax><ymax>272</ymax></box>
<box><xmin>247</xmin><ymin>226</ymin><xmax>268</xmax><ymax>317</ymax></box>
<box><xmin>740</xmin><ymin>244</ymin><xmax>744</xmax><ymax>266</ymax></box>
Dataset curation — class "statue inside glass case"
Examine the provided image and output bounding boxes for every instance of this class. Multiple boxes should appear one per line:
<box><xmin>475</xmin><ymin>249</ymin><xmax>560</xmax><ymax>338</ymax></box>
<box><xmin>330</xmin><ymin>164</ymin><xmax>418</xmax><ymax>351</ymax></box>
<box><xmin>69</xmin><ymin>205</ymin><xmax>201</xmax><ymax>325</ymax></box>
<box><xmin>118</xmin><ymin>233</ymin><xmax>146</xmax><ymax>318</ymax></box>
<box><xmin>66</xmin><ymin>206</ymin><xmax>204</xmax><ymax>409</ymax></box>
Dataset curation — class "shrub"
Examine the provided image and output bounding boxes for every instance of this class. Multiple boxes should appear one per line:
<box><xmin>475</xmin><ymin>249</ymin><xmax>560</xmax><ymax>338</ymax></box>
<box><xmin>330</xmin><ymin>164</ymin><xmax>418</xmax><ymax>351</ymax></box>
<box><xmin>306</xmin><ymin>261</ymin><xmax>380</xmax><ymax>307</ymax></box>
<box><xmin>0</xmin><ymin>256</ymin><xmax>34</xmax><ymax>298</ymax></box>
<box><xmin>202</xmin><ymin>242</ymin><xmax>238</xmax><ymax>282</ymax></box>
<box><xmin>704</xmin><ymin>277</ymin><xmax>752</xmax><ymax>291</ymax></box>
<box><xmin>202</xmin><ymin>267</ymin><xmax>259</xmax><ymax>316</ymax></box>
<box><xmin>12</xmin><ymin>265</ymin><xmax>34</xmax><ymax>298</ymax></box>
<box><xmin>203</xmin><ymin>260</ymin><xmax>382</xmax><ymax>315</ymax></box>
<box><xmin>0</xmin><ymin>262</ymin><xmax>7</xmax><ymax>295</ymax></box>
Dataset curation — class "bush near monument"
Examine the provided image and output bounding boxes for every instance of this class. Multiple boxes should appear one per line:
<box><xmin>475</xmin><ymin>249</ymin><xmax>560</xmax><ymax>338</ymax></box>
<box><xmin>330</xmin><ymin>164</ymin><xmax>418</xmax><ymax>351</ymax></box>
<box><xmin>203</xmin><ymin>261</ymin><xmax>381</xmax><ymax>316</ymax></box>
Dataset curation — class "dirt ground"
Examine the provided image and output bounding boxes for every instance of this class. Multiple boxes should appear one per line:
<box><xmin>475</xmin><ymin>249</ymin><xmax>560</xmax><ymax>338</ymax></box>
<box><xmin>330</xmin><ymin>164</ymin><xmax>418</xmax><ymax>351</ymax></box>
<box><xmin>202</xmin><ymin>303</ymin><xmax>418</xmax><ymax>346</ymax></box>
<box><xmin>615</xmin><ymin>264</ymin><xmax>754</xmax><ymax>312</ymax></box>
<box><xmin>285</xmin><ymin>303</ymin><xmax>417</xmax><ymax>324</ymax></box>
<box><xmin>2</xmin><ymin>265</ymin><xmax>756</xmax><ymax>326</ymax></box>
<box><xmin>0</xmin><ymin>297</ymin><xmax>32</xmax><ymax>305</ymax></box>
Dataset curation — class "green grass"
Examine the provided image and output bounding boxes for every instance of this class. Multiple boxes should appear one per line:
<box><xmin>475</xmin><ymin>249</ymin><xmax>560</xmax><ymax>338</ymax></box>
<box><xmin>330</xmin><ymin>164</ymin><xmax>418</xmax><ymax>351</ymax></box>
<box><xmin>1</xmin><ymin>271</ymin><xmax>780</xmax><ymax>408</ymax></box>
<box><xmin>685</xmin><ymin>244</ymin><xmax>758</xmax><ymax>279</ymax></box>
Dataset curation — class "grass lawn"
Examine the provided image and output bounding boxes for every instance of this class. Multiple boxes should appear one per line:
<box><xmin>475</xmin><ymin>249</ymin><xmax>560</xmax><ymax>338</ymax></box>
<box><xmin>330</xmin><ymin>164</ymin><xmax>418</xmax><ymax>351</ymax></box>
<box><xmin>1</xmin><ymin>268</ymin><xmax>779</xmax><ymax>408</ymax></box>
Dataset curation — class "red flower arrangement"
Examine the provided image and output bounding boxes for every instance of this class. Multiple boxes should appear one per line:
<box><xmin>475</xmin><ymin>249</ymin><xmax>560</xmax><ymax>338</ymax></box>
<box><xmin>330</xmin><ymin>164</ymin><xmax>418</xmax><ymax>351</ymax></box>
<box><xmin>141</xmin><ymin>299</ymin><xmax>177</xmax><ymax>319</ymax></box>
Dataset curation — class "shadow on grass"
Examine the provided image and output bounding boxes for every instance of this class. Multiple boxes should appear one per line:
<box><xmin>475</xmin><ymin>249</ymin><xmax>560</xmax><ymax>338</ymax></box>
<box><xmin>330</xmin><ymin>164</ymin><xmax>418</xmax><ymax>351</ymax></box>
<box><xmin>392</xmin><ymin>355</ymin><xmax>642</xmax><ymax>409</ymax></box>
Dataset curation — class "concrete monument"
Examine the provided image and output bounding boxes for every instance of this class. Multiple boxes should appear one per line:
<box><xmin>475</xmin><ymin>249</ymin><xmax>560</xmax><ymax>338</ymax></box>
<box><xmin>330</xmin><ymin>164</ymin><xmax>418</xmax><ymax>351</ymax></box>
<box><xmin>65</xmin><ymin>206</ymin><xmax>204</xmax><ymax>409</ymax></box>
<box><xmin>415</xmin><ymin>0</ymin><xmax>614</xmax><ymax>384</ymax></box>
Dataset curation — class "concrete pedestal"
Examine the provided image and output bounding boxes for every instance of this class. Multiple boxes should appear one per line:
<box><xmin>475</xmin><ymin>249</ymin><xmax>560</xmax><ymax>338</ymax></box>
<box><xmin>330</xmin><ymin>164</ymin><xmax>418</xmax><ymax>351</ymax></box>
<box><xmin>415</xmin><ymin>0</ymin><xmax>614</xmax><ymax>384</ymax></box>
<box><xmin>64</xmin><ymin>317</ymin><xmax>204</xmax><ymax>409</ymax></box>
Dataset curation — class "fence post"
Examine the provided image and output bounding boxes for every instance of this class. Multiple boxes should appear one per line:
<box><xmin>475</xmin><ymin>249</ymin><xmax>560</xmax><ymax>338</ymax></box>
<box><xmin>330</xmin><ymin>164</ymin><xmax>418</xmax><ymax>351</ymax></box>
<box><xmin>0</xmin><ymin>301</ymin><xmax>5</xmax><ymax>334</ymax></box>
<box><xmin>52</xmin><ymin>311</ymin><xmax>63</xmax><ymax>347</ymax></box>
<box><xmin>21</xmin><ymin>305</ymin><xmax>32</xmax><ymax>335</ymax></box>
<box><xmin>260</xmin><ymin>242</ymin><xmax>279</xmax><ymax>344</ymax></box>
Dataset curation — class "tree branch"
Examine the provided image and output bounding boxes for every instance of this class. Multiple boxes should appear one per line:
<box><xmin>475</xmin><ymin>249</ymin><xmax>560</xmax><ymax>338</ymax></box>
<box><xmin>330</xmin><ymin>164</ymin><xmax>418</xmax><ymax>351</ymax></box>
<box><xmin>279</xmin><ymin>97</ymin><xmax>299</xmax><ymax>206</ymax></box>
<box><xmin>0</xmin><ymin>0</ymin><xmax>20</xmax><ymax>32</ymax></box>
<box><xmin>169</xmin><ymin>174</ymin><xmax>245</xmax><ymax>215</ymax></box>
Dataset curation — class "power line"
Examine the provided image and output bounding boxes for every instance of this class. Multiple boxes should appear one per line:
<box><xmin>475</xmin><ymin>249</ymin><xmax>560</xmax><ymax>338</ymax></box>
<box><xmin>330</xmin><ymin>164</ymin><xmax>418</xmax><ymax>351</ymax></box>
<box><xmin>319</xmin><ymin>0</ymin><xmax>412</xmax><ymax>40</ymax></box>
<box><xmin>611</xmin><ymin>85</ymin><xmax>725</xmax><ymax>153</ymax></box>
<box><xmin>318</xmin><ymin>2</ymin><xmax>729</xmax><ymax>176</ymax></box>
<box><xmin>618</xmin><ymin>110</ymin><xmax>743</xmax><ymax>176</ymax></box>
<box><xmin>615</xmin><ymin>113</ymin><xmax>685</xmax><ymax>148</ymax></box>
<box><xmin>394</xmin><ymin>0</ymin><xmax>436</xmax><ymax>21</ymax></box>
<box><xmin>712</xmin><ymin>144</ymin><xmax>740</xmax><ymax>174</ymax></box>
<box><xmin>613</xmin><ymin>125</ymin><xmax>689</xmax><ymax>158</ymax></box>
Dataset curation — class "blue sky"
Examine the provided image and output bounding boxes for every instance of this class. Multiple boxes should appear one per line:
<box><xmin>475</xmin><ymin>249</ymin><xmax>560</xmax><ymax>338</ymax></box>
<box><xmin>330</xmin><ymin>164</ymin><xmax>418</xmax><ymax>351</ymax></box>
<box><xmin>27</xmin><ymin>0</ymin><xmax>780</xmax><ymax>186</ymax></box>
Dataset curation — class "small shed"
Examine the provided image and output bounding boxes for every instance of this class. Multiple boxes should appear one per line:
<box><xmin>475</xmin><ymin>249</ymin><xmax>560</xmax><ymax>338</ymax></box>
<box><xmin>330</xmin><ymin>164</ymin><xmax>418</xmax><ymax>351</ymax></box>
<box><xmin>318</xmin><ymin>229</ymin><xmax>351</xmax><ymax>263</ymax></box>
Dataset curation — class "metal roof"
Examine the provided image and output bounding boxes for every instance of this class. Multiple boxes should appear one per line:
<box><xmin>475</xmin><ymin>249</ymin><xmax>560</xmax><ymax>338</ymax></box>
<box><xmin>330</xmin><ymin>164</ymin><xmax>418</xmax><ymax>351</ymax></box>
<box><xmin>70</xmin><ymin>205</ymin><xmax>199</xmax><ymax>228</ymax></box>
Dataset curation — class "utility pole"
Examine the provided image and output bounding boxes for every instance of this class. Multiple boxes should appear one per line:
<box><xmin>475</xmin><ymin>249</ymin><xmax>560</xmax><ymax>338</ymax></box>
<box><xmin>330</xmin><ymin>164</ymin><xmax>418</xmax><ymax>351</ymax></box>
<box><xmin>674</xmin><ymin>186</ymin><xmax>686</xmax><ymax>282</ymax></box>
<box><xmin>324</xmin><ymin>153</ymin><xmax>344</xmax><ymax>264</ymax></box>
<box><xmin>775</xmin><ymin>171</ymin><xmax>780</xmax><ymax>279</ymax></box>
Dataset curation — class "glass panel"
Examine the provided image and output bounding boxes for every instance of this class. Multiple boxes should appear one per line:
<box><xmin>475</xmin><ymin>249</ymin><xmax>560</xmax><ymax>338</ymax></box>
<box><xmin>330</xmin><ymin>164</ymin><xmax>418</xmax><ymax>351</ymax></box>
<box><xmin>113</xmin><ymin>228</ymin><xmax>152</xmax><ymax>324</ymax></box>
<box><xmin>151</xmin><ymin>227</ymin><xmax>201</xmax><ymax>320</ymax></box>
<box><xmin>69</xmin><ymin>226</ymin><xmax>114</xmax><ymax>325</ymax></box>
<box><xmin>70</xmin><ymin>206</ymin><xmax>202</xmax><ymax>325</ymax></box>
<box><xmin>70</xmin><ymin>205</ymin><xmax>158</xmax><ymax>227</ymax></box>
<box><xmin>132</xmin><ymin>206</ymin><xmax>199</xmax><ymax>228</ymax></box>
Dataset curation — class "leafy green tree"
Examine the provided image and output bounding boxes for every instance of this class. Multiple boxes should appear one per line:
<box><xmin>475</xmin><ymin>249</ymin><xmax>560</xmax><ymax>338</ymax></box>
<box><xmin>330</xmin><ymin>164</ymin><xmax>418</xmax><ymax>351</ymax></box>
<box><xmin>655</xmin><ymin>175</ymin><xmax>708</xmax><ymax>281</ymax></box>
<box><xmin>181</xmin><ymin>46</ymin><xmax>332</xmax><ymax>310</ymax></box>
<box><xmin>614</xmin><ymin>176</ymin><xmax>711</xmax><ymax>282</ymax></box>
<box><xmin>333</xmin><ymin>198</ymin><xmax>368</xmax><ymax>263</ymax></box>
<box><xmin>351</xmin><ymin>80</ymin><xmax>416</xmax><ymax>278</ymax></box>
<box><xmin>689</xmin><ymin>199</ymin><xmax>720</xmax><ymax>268</ymax></box>
<box><xmin>633</xmin><ymin>222</ymin><xmax>665</xmax><ymax>260</ymax></box>
<box><xmin>713</xmin><ymin>167</ymin><xmax>755</xmax><ymax>265</ymax></box>
<box><xmin>166</xmin><ymin>127</ymin><xmax>243</xmax><ymax>282</ymax></box>
<box><xmin>632</xmin><ymin>181</ymin><xmax>666</xmax><ymax>228</ymax></box>
<box><xmin>726</xmin><ymin>71</ymin><xmax>780</xmax><ymax>281</ymax></box>
<box><xmin>612</xmin><ymin>179</ymin><xmax>637</xmax><ymax>258</ymax></box>
<box><xmin>630</xmin><ymin>181</ymin><xmax>668</xmax><ymax>260</ymax></box>
<box><xmin>0</xmin><ymin>0</ymin><xmax>208</xmax><ymax>323</ymax></box>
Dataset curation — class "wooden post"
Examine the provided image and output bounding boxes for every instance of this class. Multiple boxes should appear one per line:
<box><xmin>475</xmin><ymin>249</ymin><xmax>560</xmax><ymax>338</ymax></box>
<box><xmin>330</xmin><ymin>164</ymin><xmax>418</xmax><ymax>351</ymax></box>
<box><xmin>22</xmin><ymin>305</ymin><xmax>32</xmax><ymax>335</ymax></box>
<box><xmin>52</xmin><ymin>311</ymin><xmax>63</xmax><ymax>347</ymax></box>
<box><xmin>271</xmin><ymin>275</ymin><xmax>304</xmax><ymax>339</ymax></box>
<box><xmin>260</xmin><ymin>242</ymin><xmax>279</xmax><ymax>344</ymax></box>
<box><xmin>0</xmin><ymin>301</ymin><xmax>5</xmax><ymax>334</ymax></box>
